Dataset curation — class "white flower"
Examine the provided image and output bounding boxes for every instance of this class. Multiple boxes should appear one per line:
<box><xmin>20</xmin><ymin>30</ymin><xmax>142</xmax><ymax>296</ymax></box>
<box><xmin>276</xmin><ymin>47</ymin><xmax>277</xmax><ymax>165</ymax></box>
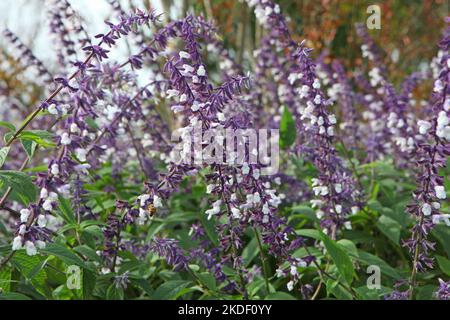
<box><xmin>262</xmin><ymin>215</ymin><xmax>269</xmax><ymax>223</ymax></box>
<box><xmin>42</xmin><ymin>199</ymin><xmax>54</xmax><ymax>211</ymax></box>
<box><xmin>252</xmin><ymin>169</ymin><xmax>260</xmax><ymax>180</ymax></box>
<box><xmin>153</xmin><ymin>195</ymin><xmax>163</xmax><ymax>208</ymax></box>
<box><xmin>35</xmin><ymin>240</ymin><xmax>46</xmax><ymax>250</ymax></box>
<box><xmin>421</xmin><ymin>203</ymin><xmax>432</xmax><ymax>216</ymax></box>
<box><xmin>40</xmin><ymin>188</ymin><xmax>49</xmax><ymax>199</ymax></box>
<box><xmin>205</xmin><ymin>208</ymin><xmax>219</xmax><ymax>220</ymax></box>
<box><xmin>262</xmin><ymin>203</ymin><xmax>270</xmax><ymax>215</ymax></box>
<box><xmin>20</xmin><ymin>209</ymin><xmax>30</xmax><ymax>223</ymax></box>
<box><xmin>287</xmin><ymin>280</ymin><xmax>294</xmax><ymax>292</ymax></box>
<box><xmin>48</xmin><ymin>103</ymin><xmax>58</xmax><ymax>115</ymax></box>
<box><xmin>217</xmin><ymin>112</ymin><xmax>226</xmax><ymax>122</ymax></box>
<box><xmin>276</xmin><ymin>268</ymin><xmax>284</xmax><ymax>278</ymax></box>
<box><xmin>253</xmin><ymin>192</ymin><xmax>261</xmax><ymax>203</ymax></box>
<box><xmin>196</xmin><ymin>65</ymin><xmax>206</xmax><ymax>76</ymax></box>
<box><xmin>432</xmin><ymin>202</ymin><xmax>441</xmax><ymax>209</ymax></box>
<box><xmin>297</xmin><ymin>259</ymin><xmax>307</xmax><ymax>268</ymax></box>
<box><xmin>328</xmin><ymin>114</ymin><xmax>337</xmax><ymax>124</ymax></box>
<box><xmin>344</xmin><ymin>221</ymin><xmax>352</xmax><ymax>230</ymax></box>
<box><xmin>327</xmin><ymin>126</ymin><xmax>335</xmax><ymax>136</ymax></box>
<box><xmin>12</xmin><ymin>236</ymin><xmax>22</xmax><ymax>251</ymax></box>
<box><xmin>37</xmin><ymin>214</ymin><xmax>47</xmax><ymax>227</ymax></box>
<box><xmin>231</xmin><ymin>207</ymin><xmax>241</xmax><ymax>219</ymax></box>
<box><xmin>241</xmin><ymin>163</ymin><xmax>250</xmax><ymax>175</ymax></box>
<box><xmin>25</xmin><ymin>241</ymin><xmax>37</xmax><ymax>256</ymax></box>
<box><xmin>206</xmin><ymin>184</ymin><xmax>215</xmax><ymax>194</ymax></box>
<box><xmin>417</xmin><ymin>120</ymin><xmax>432</xmax><ymax>135</ymax></box>
<box><xmin>435</xmin><ymin>185</ymin><xmax>446</xmax><ymax>199</ymax></box>
<box><xmin>70</xmin><ymin>123</ymin><xmax>79</xmax><ymax>134</ymax></box>
<box><xmin>312</xmin><ymin>78</ymin><xmax>321</xmax><ymax>89</ymax></box>
<box><xmin>179</xmin><ymin>51</ymin><xmax>191</xmax><ymax>59</ymax></box>
<box><xmin>60</xmin><ymin>132</ymin><xmax>71</xmax><ymax>145</ymax></box>
<box><xmin>316</xmin><ymin>210</ymin><xmax>324</xmax><ymax>219</ymax></box>
<box><xmin>166</xmin><ymin>89</ymin><xmax>180</xmax><ymax>99</ymax></box>
<box><xmin>18</xmin><ymin>224</ymin><xmax>26</xmax><ymax>235</ymax></box>
<box><xmin>137</xmin><ymin>194</ymin><xmax>150</xmax><ymax>207</ymax></box>
<box><xmin>313</xmin><ymin>94</ymin><xmax>321</xmax><ymax>105</ymax></box>
<box><xmin>75</xmin><ymin>148</ymin><xmax>87</xmax><ymax>162</ymax></box>
<box><xmin>191</xmin><ymin>101</ymin><xmax>203</xmax><ymax>112</ymax></box>
<box><xmin>50</xmin><ymin>163</ymin><xmax>60</xmax><ymax>176</ymax></box>
<box><xmin>182</xmin><ymin>64</ymin><xmax>194</xmax><ymax>75</ymax></box>
<box><xmin>290</xmin><ymin>265</ymin><xmax>298</xmax><ymax>276</ymax></box>
<box><xmin>335</xmin><ymin>204</ymin><xmax>342</xmax><ymax>214</ymax></box>
<box><xmin>351</xmin><ymin>206</ymin><xmax>359</xmax><ymax>215</ymax></box>
<box><xmin>299</xmin><ymin>85</ymin><xmax>309</xmax><ymax>98</ymax></box>
<box><xmin>334</xmin><ymin>183</ymin><xmax>342</xmax><ymax>194</ymax></box>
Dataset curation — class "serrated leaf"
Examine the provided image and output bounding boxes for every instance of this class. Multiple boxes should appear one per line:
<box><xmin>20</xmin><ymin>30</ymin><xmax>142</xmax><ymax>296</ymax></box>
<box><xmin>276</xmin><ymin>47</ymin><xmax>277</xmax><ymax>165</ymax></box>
<box><xmin>0</xmin><ymin>170</ymin><xmax>37</xmax><ymax>205</ymax></box>
<box><xmin>279</xmin><ymin>106</ymin><xmax>296</xmax><ymax>149</ymax></box>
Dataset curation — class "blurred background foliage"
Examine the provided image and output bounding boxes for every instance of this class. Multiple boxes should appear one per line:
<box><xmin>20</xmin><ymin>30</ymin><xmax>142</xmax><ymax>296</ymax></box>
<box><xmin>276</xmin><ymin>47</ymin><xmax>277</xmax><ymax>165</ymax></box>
<box><xmin>0</xmin><ymin>0</ymin><xmax>448</xmax><ymax>114</ymax></box>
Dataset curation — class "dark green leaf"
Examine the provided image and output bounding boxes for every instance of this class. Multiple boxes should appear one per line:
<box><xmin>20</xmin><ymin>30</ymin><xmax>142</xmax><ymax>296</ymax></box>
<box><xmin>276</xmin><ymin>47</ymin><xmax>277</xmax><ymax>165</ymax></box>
<box><xmin>319</xmin><ymin>231</ymin><xmax>355</xmax><ymax>285</ymax></box>
<box><xmin>152</xmin><ymin>280</ymin><xmax>191</xmax><ymax>300</ymax></box>
<box><xmin>0</xmin><ymin>170</ymin><xmax>37</xmax><ymax>205</ymax></box>
<box><xmin>279</xmin><ymin>106</ymin><xmax>296</xmax><ymax>149</ymax></box>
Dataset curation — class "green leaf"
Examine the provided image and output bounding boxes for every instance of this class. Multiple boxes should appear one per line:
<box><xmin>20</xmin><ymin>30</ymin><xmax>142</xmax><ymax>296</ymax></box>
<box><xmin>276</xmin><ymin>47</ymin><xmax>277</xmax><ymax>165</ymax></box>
<box><xmin>279</xmin><ymin>106</ymin><xmax>296</xmax><ymax>149</ymax></box>
<box><xmin>0</xmin><ymin>292</ymin><xmax>32</xmax><ymax>300</ymax></box>
<box><xmin>74</xmin><ymin>245</ymin><xmax>102</xmax><ymax>263</ymax></box>
<box><xmin>295</xmin><ymin>229</ymin><xmax>321</xmax><ymax>240</ymax></box>
<box><xmin>0</xmin><ymin>267</ymin><xmax>12</xmax><ymax>293</ymax></box>
<box><xmin>319</xmin><ymin>231</ymin><xmax>355</xmax><ymax>285</ymax></box>
<box><xmin>242</xmin><ymin>237</ymin><xmax>259</xmax><ymax>267</ymax></box>
<box><xmin>196</xmin><ymin>272</ymin><xmax>217</xmax><ymax>292</ymax></box>
<box><xmin>351</xmin><ymin>250</ymin><xmax>402</xmax><ymax>280</ymax></box>
<box><xmin>41</xmin><ymin>242</ymin><xmax>91</xmax><ymax>271</ymax></box>
<box><xmin>0</xmin><ymin>146</ymin><xmax>10</xmax><ymax>168</ymax></box>
<box><xmin>265</xmin><ymin>292</ymin><xmax>296</xmax><ymax>300</ymax></box>
<box><xmin>57</xmin><ymin>196</ymin><xmax>76</xmax><ymax>224</ymax></box>
<box><xmin>152</xmin><ymin>280</ymin><xmax>191</xmax><ymax>300</ymax></box>
<box><xmin>106</xmin><ymin>284</ymin><xmax>124</xmax><ymax>300</ymax></box>
<box><xmin>436</xmin><ymin>255</ymin><xmax>450</xmax><ymax>276</ymax></box>
<box><xmin>0</xmin><ymin>170</ymin><xmax>37</xmax><ymax>205</ymax></box>
<box><xmin>376</xmin><ymin>215</ymin><xmax>401</xmax><ymax>245</ymax></box>
<box><xmin>326</xmin><ymin>279</ymin><xmax>353</xmax><ymax>300</ymax></box>
<box><xmin>0</xmin><ymin>121</ymin><xmax>16</xmax><ymax>132</ymax></box>
<box><xmin>12</xmin><ymin>251</ymin><xmax>47</xmax><ymax>289</ymax></box>
<box><xmin>18</xmin><ymin>130</ymin><xmax>55</xmax><ymax>148</ymax></box>
<box><xmin>21</xmin><ymin>139</ymin><xmax>37</xmax><ymax>160</ymax></box>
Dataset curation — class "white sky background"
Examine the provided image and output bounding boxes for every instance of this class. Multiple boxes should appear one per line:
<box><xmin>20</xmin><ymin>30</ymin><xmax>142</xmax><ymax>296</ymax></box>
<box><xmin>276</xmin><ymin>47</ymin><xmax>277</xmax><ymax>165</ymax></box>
<box><xmin>0</xmin><ymin>0</ymin><xmax>169</xmax><ymax>71</ymax></box>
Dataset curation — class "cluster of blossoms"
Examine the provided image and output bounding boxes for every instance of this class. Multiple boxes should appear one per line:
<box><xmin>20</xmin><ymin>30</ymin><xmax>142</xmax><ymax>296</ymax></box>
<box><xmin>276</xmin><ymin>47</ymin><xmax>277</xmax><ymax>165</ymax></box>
<box><xmin>0</xmin><ymin>0</ymin><xmax>448</xmax><ymax>300</ymax></box>
<box><xmin>245</xmin><ymin>0</ymin><xmax>361</xmax><ymax>239</ymax></box>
